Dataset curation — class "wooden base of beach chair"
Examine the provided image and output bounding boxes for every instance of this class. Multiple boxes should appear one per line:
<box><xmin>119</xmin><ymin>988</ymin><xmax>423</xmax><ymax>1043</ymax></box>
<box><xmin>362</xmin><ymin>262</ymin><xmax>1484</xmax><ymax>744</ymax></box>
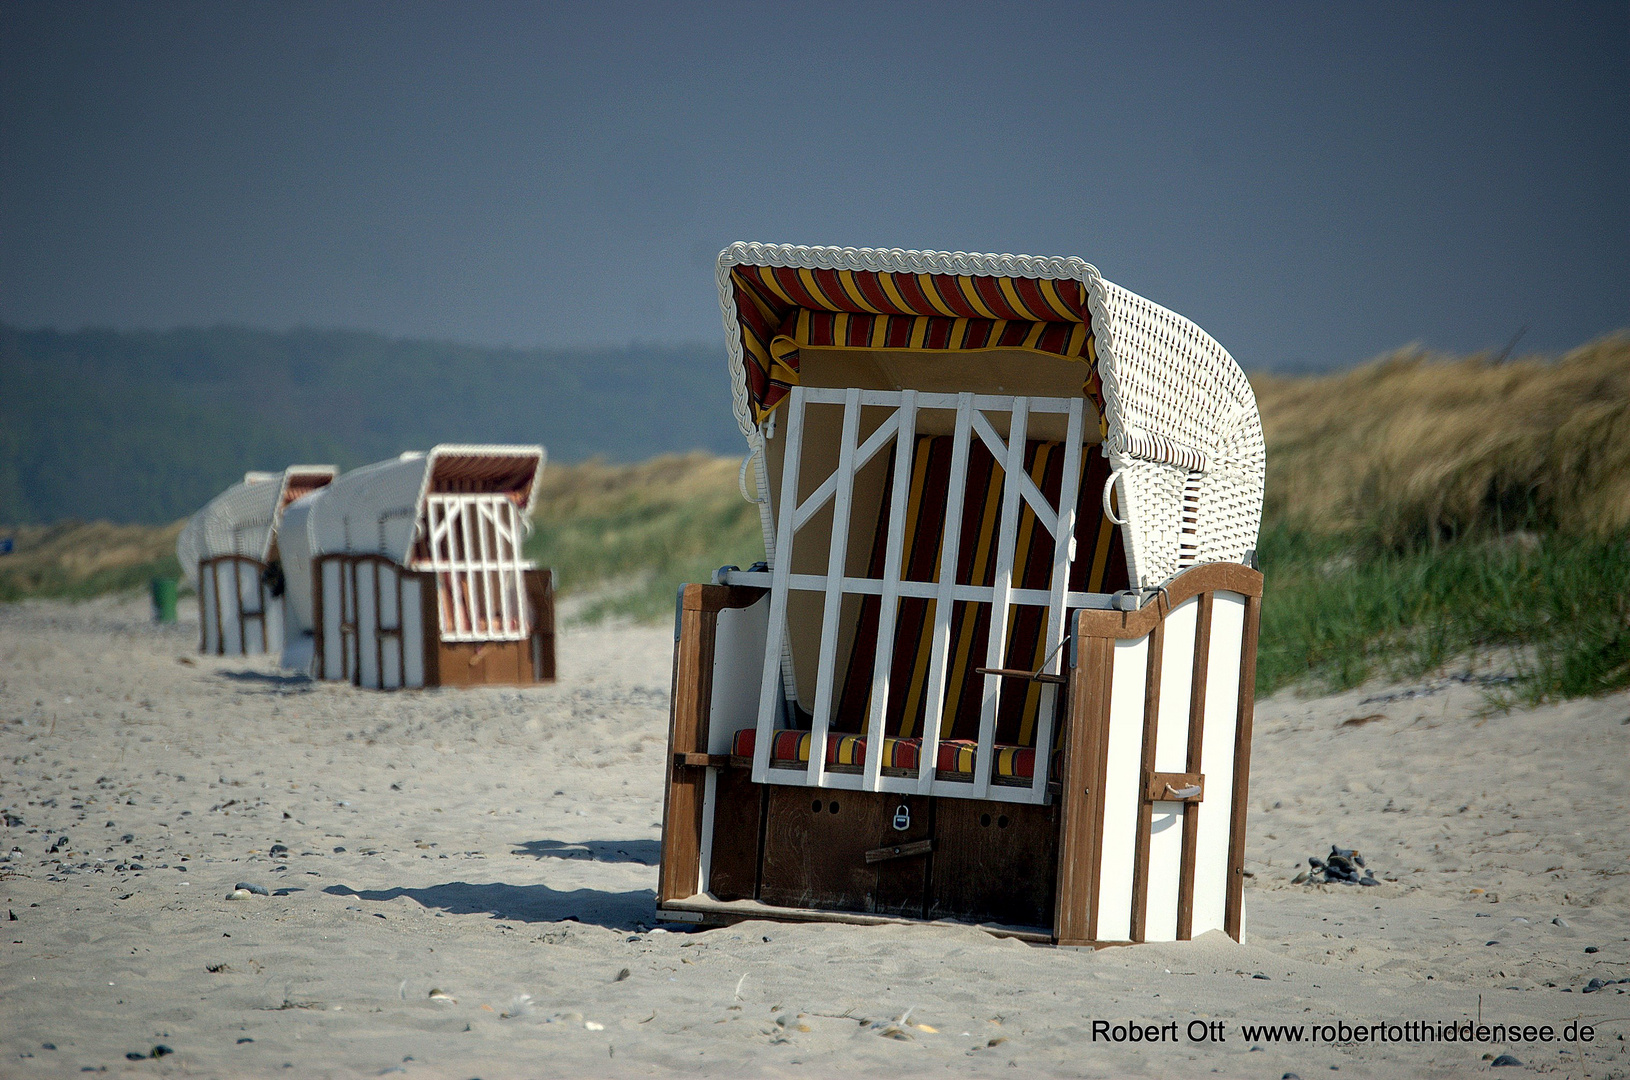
<box><xmin>659</xmin><ymin>562</ymin><xmax>1262</xmax><ymax>947</ymax></box>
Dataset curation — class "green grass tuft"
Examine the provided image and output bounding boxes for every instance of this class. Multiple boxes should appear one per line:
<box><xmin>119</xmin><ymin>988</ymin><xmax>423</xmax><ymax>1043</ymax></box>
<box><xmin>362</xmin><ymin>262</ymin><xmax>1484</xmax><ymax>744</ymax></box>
<box><xmin>1256</xmin><ymin>523</ymin><xmax>1630</xmax><ymax>702</ymax></box>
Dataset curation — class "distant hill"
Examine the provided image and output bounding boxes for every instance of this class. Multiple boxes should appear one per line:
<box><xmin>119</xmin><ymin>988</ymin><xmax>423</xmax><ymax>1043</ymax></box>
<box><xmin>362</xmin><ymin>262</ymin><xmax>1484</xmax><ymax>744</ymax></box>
<box><xmin>0</xmin><ymin>323</ymin><xmax>745</xmax><ymax>523</ymax></box>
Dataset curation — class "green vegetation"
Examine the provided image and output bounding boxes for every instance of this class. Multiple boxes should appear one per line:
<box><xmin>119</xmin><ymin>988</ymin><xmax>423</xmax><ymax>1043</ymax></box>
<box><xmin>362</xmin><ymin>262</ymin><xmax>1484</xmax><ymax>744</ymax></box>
<box><xmin>1254</xmin><ymin>525</ymin><xmax>1630</xmax><ymax>702</ymax></box>
<box><xmin>5</xmin><ymin>328</ymin><xmax>1627</xmax><ymax>704</ymax></box>
<box><xmin>0</xmin><ymin>520</ymin><xmax>184</xmax><ymax>603</ymax></box>
<box><xmin>1250</xmin><ymin>332</ymin><xmax>1630</xmax><ymax>701</ymax></box>
<box><xmin>523</xmin><ymin>454</ymin><xmax>765</xmax><ymax>622</ymax></box>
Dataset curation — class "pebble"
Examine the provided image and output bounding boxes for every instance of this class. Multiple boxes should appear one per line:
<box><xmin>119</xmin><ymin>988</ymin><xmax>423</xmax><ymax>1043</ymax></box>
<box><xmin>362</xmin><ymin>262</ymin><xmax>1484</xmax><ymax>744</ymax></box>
<box><xmin>235</xmin><ymin>882</ymin><xmax>270</xmax><ymax>896</ymax></box>
<box><xmin>1552</xmin><ymin>917</ymin><xmax>1569</xmax><ymax>927</ymax></box>
<box><xmin>226</xmin><ymin>889</ymin><xmax>254</xmax><ymax>901</ymax></box>
<box><xmin>1491</xmin><ymin>1054</ymin><xmax>1523</xmax><ymax>1067</ymax></box>
<box><xmin>1584</xmin><ymin>946</ymin><xmax>1599</xmax><ymax>953</ymax></box>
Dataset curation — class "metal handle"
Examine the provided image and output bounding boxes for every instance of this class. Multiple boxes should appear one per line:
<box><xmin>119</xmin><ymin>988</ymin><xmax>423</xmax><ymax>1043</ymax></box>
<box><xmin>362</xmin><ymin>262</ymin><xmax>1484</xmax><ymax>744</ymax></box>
<box><xmin>1165</xmin><ymin>783</ymin><xmax>1202</xmax><ymax>799</ymax></box>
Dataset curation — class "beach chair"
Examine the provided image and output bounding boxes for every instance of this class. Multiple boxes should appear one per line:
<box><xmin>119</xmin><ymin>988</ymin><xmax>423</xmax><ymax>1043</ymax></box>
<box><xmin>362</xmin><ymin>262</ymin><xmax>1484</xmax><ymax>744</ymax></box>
<box><xmin>278</xmin><ymin>445</ymin><xmax>555</xmax><ymax>689</ymax></box>
<box><xmin>658</xmin><ymin>244</ymin><xmax>1264</xmax><ymax>946</ymax></box>
<box><xmin>178</xmin><ymin>466</ymin><xmax>337</xmax><ymax>656</ymax></box>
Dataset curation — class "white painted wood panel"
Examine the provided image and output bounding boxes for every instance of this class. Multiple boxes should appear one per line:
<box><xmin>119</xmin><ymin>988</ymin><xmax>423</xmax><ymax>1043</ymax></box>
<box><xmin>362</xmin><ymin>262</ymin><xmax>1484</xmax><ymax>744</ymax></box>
<box><xmin>217</xmin><ymin>563</ymin><xmax>243</xmax><ymax>655</ymax></box>
<box><xmin>402</xmin><ymin>580</ymin><xmax>425</xmax><ymax>689</ymax></box>
<box><xmin>1191</xmin><ymin>591</ymin><xmax>1245</xmax><ymax>937</ymax></box>
<box><xmin>379</xmin><ymin>565</ymin><xmax>402</xmax><ymax>689</ymax></box>
<box><xmin>357</xmin><ymin>562</ymin><xmax>380</xmax><ymax>689</ymax></box>
<box><xmin>709</xmin><ymin>596</ymin><xmax>770</xmax><ymax>756</ymax></box>
<box><xmin>321</xmin><ymin>561</ymin><xmax>345</xmax><ymax>681</ymax></box>
<box><xmin>200</xmin><ymin>570</ymin><xmax>220</xmax><ymax>654</ymax></box>
<box><xmin>1095</xmin><ymin>635</ymin><xmax>1149</xmax><ymax>942</ymax></box>
<box><xmin>1145</xmin><ymin>803</ymin><xmax>1184</xmax><ymax>941</ymax></box>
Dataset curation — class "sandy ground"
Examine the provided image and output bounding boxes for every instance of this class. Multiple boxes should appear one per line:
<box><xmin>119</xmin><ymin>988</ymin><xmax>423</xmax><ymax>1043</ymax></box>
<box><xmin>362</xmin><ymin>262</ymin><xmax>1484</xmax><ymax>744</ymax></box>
<box><xmin>1</xmin><ymin>595</ymin><xmax>1626</xmax><ymax>1079</ymax></box>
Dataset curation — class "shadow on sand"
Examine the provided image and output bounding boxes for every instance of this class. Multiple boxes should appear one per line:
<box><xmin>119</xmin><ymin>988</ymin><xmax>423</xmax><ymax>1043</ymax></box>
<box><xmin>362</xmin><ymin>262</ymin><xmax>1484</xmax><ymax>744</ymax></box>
<box><xmin>510</xmin><ymin>838</ymin><xmax>661</xmax><ymax>865</ymax></box>
<box><xmin>323</xmin><ymin>881</ymin><xmax>655</xmax><ymax>931</ymax></box>
<box><xmin>216</xmin><ymin>669</ymin><xmax>314</xmax><ymax>691</ymax></box>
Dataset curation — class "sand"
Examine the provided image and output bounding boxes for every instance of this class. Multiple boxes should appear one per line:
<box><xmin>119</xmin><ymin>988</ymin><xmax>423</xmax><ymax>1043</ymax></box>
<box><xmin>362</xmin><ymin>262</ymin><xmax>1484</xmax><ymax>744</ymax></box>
<box><xmin>1</xmin><ymin>594</ymin><xmax>1626</xmax><ymax>1078</ymax></box>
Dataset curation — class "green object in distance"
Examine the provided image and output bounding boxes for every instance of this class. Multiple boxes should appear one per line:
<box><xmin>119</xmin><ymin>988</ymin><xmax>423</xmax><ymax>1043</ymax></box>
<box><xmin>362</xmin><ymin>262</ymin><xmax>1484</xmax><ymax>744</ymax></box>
<box><xmin>150</xmin><ymin>577</ymin><xmax>178</xmax><ymax>623</ymax></box>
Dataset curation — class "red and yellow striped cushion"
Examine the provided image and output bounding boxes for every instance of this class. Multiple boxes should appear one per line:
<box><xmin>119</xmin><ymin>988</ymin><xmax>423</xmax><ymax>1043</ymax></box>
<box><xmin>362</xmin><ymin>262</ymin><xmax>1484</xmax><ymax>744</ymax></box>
<box><xmin>729</xmin><ymin>729</ymin><xmax>1047</xmax><ymax>779</ymax></box>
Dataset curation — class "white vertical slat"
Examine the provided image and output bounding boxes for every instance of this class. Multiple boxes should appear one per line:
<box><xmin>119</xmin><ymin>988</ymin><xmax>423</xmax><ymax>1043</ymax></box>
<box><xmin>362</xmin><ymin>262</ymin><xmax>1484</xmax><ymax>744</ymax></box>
<box><xmin>752</xmin><ymin>386</ymin><xmax>808</xmax><ymax>783</ymax></box>
<box><xmin>1096</xmin><ymin>635</ymin><xmax>1151</xmax><ymax>942</ymax></box>
<box><xmin>1029</xmin><ymin>396</ymin><xmax>1085</xmax><ymax>802</ymax></box>
<box><xmin>1191</xmin><ymin>592</ymin><xmax>1245</xmax><ymax>937</ymax></box>
<box><xmin>475</xmin><ymin>498</ymin><xmax>496</xmax><ymax>636</ymax></box>
<box><xmin>805</xmin><ymin>387</ymin><xmax>862</xmax><ymax>788</ymax></box>
<box><xmin>458</xmin><ymin>497</ymin><xmax>477</xmax><ymax>637</ymax></box>
<box><xmin>916</xmin><ymin>392</ymin><xmax>974</xmax><ymax>794</ymax></box>
<box><xmin>863</xmin><ymin>391</ymin><xmax>917</xmax><ymax>792</ymax></box>
<box><xmin>972</xmin><ymin>398</ymin><xmax>1029</xmax><ymax>799</ymax></box>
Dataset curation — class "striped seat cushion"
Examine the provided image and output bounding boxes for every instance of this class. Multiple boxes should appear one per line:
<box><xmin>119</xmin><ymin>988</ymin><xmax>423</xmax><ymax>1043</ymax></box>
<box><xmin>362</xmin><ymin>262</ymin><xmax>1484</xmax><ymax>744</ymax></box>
<box><xmin>730</xmin><ymin>728</ymin><xmax>1050</xmax><ymax>780</ymax></box>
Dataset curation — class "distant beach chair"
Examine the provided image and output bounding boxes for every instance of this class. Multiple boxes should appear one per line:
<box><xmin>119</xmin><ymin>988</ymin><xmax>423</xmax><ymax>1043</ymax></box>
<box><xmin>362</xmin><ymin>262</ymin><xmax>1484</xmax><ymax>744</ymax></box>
<box><xmin>279</xmin><ymin>444</ymin><xmax>555</xmax><ymax>689</ymax></box>
<box><xmin>658</xmin><ymin>244</ymin><xmax>1265</xmax><ymax>947</ymax></box>
<box><xmin>177</xmin><ymin>466</ymin><xmax>337</xmax><ymax>657</ymax></box>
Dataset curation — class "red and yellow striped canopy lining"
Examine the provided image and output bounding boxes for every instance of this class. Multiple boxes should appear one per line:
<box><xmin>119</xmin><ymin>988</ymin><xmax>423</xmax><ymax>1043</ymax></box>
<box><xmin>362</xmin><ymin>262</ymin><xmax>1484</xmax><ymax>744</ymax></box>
<box><xmin>730</xmin><ymin>264</ymin><xmax>1101</xmax><ymax>422</ymax></box>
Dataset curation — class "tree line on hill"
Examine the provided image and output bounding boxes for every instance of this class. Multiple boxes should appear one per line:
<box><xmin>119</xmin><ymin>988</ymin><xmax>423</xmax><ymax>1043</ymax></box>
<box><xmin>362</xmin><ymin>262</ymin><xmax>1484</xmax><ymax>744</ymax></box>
<box><xmin>0</xmin><ymin>323</ymin><xmax>744</xmax><ymax>524</ymax></box>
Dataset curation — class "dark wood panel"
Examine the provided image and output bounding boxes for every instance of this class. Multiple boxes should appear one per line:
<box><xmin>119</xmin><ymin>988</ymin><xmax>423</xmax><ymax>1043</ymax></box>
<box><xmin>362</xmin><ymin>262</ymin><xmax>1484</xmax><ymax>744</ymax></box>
<box><xmin>930</xmin><ymin>798</ymin><xmax>1058</xmax><ymax>929</ymax></box>
<box><xmin>525</xmin><ymin>568</ymin><xmax>557</xmax><ymax>683</ymax></box>
<box><xmin>759</xmin><ymin>788</ymin><xmax>931</xmax><ymax>917</ymax></box>
<box><xmin>707</xmin><ymin>767</ymin><xmax>764</xmax><ymax>902</ymax></box>
<box><xmin>1055</xmin><ymin>630</ymin><xmax>1114</xmax><ymax>947</ymax></box>
<box><xmin>657</xmin><ymin>606</ymin><xmax>717</xmax><ymax>903</ymax></box>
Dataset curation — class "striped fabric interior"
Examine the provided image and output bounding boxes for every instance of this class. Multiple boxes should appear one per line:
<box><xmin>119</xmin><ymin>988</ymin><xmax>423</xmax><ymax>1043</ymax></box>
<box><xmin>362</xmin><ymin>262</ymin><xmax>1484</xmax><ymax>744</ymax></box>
<box><xmin>834</xmin><ymin>434</ymin><xmax>1129</xmax><ymax>749</ymax></box>
<box><xmin>730</xmin><ymin>728</ymin><xmax>1057</xmax><ymax>782</ymax></box>
<box><xmin>729</xmin><ymin>264</ymin><xmax>1101</xmax><ymax>422</ymax></box>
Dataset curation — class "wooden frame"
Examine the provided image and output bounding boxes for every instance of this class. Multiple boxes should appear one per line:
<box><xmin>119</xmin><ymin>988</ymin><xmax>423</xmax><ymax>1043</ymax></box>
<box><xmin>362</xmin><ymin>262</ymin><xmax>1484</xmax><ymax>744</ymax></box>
<box><xmin>658</xmin><ymin>561</ymin><xmax>1262</xmax><ymax>947</ymax></box>
<box><xmin>313</xmin><ymin>555</ymin><xmax>555</xmax><ymax>689</ymax></box>
<box><xmin>197</xmin><ymin>554</ymin><xmax>278</xmax><ymax>657</ymax></box>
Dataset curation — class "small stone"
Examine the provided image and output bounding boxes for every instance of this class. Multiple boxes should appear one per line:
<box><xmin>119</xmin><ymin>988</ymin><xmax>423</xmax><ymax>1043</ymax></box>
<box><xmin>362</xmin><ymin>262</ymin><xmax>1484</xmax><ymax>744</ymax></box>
<box><xmin>41</xmin><ymin>1043</ymin><xmax>55</xmax><ymax>1051</ymax></box>
<box><xmin>1553</xmin><ymin>917</ymin><xmax>1569</xmax><ymax>927</ymax></box>
<box><xmin>1359</xmin><ymin>876</ymin><xmax>1379</xmax><ymax>886</ymax></box>
<box><xmin>1491</xmin><ymin>1054</ymin><xmax>1522</xmax><ymax>1067</ymax></box>
<box><xmin>226</xmin><ymin>889</ymin><xmax>253</xmax><ymax>901</ymax></box>
<box><xmin>1291</xmin><ymin>871</ymin><xmax>1309</xmax><ymax>884</ymax></box>
<box><xmin>333</xmin><ymin>846</ymin><xmax>346</xmax><ymax>853</ymax></box>
<box><xmin>151</xmin><ymin>1045</ymin><xmax>173</xmax><ymax>1058</ymax></box>
<box><xmin>237</xmin><ymin>1038</ymin><xmax>254</xmax><ymax>1044</ymax></box>
<box><xmin>1585</xmin><ymin>946</ymin><xmax>1599</xmax><ymax>953</ymax></box>
<box><xmin>126</xmin><ymin>1052</ymin><xmax>147</xmax><ymax>1060</ymax></box>
<box><xmin>234</xmin><ymin>882</ymin><xmax>270</xmax><ymax>896</ymax></box>
<box><xmin>1283</xmin><ymin>1074</ymin><xmax>1301</xmax><ymax>1080</ymax></box>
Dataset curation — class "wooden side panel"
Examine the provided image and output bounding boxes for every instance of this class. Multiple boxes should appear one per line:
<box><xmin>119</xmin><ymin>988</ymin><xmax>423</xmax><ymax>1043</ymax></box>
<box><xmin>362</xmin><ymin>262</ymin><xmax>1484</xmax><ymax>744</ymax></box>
<box><xmin>1191</xmin><ymin>592</ymin><xmax>1245</xmax><ymax>937</ymax></box>
<box><xmin>525</xmin><ymin>568</ymin><xmax>557</xmax><ymax>683</ymax></box>
<box><xmin>658</xmin><ymin>594</ymin><xmax>719</xmax><ymax>903</ymax></box>
<box><xmin>199</xmin><ymin>564</ymin><xmax>219</xmax><ymax>655</ymax></box>
<box><xmin>357</xmin><ymin>560</ymin><xmax>380</xmax><ymax>689</ymax></box>
<box><xmin>1053</xmin><ymin>628</ymin><xmax>1113</xmax><ymax>946</ymax></box>
<box><xmin>1129</xmin><ymin>622</ymin><xmax>1164</xmax><ymax>942</ymax></box>
<box><xmin>932</xmin><ymin>798</ymin><xmax>1057</xmax><ymax>929</ymax></box>
<box><xmin>1225</xmin><ymin>592</ymin><xmax>1261</xmax><ymax>942</ymax></box>
<box><xmin>1146</xmin><ymin>598</ymin><xmax>1199</xmax><ymax>943</ymax></box>
<box><xmin>401</xmin><ymin>571</ymin><xmax>425</xmax><ymax>688</ymax></box>
<box><xmin>1176</xmin><ymin>592</ymin><xmax>1213</xmax><ymax>941</ymax></box>
<box><xmin>217</xmin><ymin>562</ymin><xmax>244</xmax><ymax>655</ymax></box>
<box><xmin>706</xmin><ymin>766</ymin><xmax>765</xmax><ymax>901</ymax></box>
<box><xmin>419</xmin><ymin>573</ymin><xmax>440</xmax><ymax>687</ymax></box>
<box><xmin>1094</xmin><ymin>634</ymin><xmax>1150</xmax><ymax>942</ymax></box>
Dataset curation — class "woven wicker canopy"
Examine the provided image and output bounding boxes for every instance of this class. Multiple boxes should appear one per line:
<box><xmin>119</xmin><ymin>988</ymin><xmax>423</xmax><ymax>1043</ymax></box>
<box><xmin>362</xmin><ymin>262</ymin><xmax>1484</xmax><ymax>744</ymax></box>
<box><xmin>716</xmin><ymin>243</ymin><xmax>1265</xmax><ymax>591</ymax></box>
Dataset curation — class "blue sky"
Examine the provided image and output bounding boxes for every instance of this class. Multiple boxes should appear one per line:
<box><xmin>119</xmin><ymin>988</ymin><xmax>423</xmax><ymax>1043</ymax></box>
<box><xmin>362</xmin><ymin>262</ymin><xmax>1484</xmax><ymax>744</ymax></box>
<box><xmin>2</xmin><ymin>0</ymin><xmax>1625</xmax><ymax>369</ymax></box>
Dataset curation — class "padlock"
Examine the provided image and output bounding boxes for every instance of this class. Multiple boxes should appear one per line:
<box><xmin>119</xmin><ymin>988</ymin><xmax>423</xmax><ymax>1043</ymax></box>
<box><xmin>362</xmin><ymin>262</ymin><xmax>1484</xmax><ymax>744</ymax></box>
<box><xmin>891</xmin><ymin>804</ymin><xmax>911</xmax><ymax>831</ymax></box>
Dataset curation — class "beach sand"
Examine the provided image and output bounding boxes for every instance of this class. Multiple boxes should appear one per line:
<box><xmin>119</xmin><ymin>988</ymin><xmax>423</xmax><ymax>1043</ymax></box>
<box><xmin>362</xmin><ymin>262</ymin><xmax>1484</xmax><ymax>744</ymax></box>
<box><xmin>1</xmin><ymin>594</ymin><xmax>1626</xmax><ymax>1078</ymax></box>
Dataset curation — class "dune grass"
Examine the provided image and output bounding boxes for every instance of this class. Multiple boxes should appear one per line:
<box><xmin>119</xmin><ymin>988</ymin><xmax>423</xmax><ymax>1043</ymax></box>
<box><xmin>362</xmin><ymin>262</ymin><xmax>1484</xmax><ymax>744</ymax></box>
<box><xmin>521</xmin><ymin>453</ymin><xmax>765</xmax><ymax>622</ymax></box>
<box><xmin>1254</xmin><ymin>524</ymin><xmax>1630</xmax><ymax>701</ymax></box>
<box><xmin>6</xmin><ymin>333</ymin><xmax>1627</xmax><ymax>704</ymax></box>
<box><xmin>0</xmin><ymin>520</ymin><xmax>184</xmax><ymax>603</ymax></box>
